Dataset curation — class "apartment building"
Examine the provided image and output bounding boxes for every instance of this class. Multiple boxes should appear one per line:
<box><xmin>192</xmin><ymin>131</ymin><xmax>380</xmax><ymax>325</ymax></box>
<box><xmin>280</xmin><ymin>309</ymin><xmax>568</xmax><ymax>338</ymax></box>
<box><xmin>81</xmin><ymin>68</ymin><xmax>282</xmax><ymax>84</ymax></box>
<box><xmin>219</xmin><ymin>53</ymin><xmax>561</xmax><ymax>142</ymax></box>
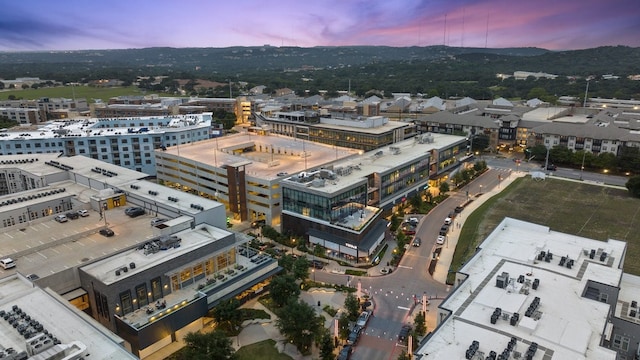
<box><xmin>0</xmin><ymin>113</ymin><xmax>213</xmax><ymax>174</ymax></box>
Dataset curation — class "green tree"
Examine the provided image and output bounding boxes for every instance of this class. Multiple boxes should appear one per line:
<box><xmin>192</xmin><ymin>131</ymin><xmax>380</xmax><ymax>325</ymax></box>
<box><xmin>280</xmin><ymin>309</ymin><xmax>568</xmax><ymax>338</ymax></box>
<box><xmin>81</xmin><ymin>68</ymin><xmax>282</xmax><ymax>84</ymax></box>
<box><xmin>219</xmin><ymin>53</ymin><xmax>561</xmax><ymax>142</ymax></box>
<box><xmin>278</xmin><ymin>254</ymin><xmax>295</xmax><ymax>273</ymax></box>
<box><xmin>211</xmin><ymin>299</ymin><xmax>241</xmax><ymax>333</ymax></box>
<box><xmin>626</xmin><ymin>176</ymin><xmax>640</xmax><ymax>198</ymax></box>
<box><xmin>344</xmin><ymin>293</ymin><xmax>360</xmax><ymax>321</ymax></box>
<box><xmin>292</xmin><ymin>256</ymin><xmax>310</xmax><ymax>280</ymax></box>
<box><xmin>337</xmin><ymin>312</ymin><xmax>351</xmax><ymax>341</ymax></box>
<box><xmin>275</xmin><ymin>300</ymin><xmax>323</xmax><ymax>355</ymax></box>
<box><xmin>182</xmin><ymin>330</ymin><xmax>236</xmax><ymax>360</ymax></box>
<box><xmin>319</xmin><ymin>328</ymin><xmax>335</xmax><ymax>360</ymax></box>
<box><xmin>397</xmin><ymin>350</ymin><xmax>411</xmax><ymax>360</ymax></box>
<box><xmin>413</xmin><ymin>311</ymin><xmax>426</xmax><ymax>337</ymax></box>
<box><xmin>439</xmin><ymin>181</ymin><xmax>450</xmax><ymax>194</ymax></box>
<box><xmin>269</xmin><ymin>274</ymin><xmax>300</xmax><ymax>307</ymax></box>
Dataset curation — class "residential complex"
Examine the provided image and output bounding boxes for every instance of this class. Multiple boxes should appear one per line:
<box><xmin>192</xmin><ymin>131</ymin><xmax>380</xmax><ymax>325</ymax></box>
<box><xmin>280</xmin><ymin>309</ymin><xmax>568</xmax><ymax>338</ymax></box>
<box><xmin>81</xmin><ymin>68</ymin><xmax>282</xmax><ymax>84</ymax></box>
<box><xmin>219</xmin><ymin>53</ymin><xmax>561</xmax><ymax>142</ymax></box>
<box><xmin>0</xmin><ymin>113</ymin><xmax>213</xmax><ymax>174</ymax></box>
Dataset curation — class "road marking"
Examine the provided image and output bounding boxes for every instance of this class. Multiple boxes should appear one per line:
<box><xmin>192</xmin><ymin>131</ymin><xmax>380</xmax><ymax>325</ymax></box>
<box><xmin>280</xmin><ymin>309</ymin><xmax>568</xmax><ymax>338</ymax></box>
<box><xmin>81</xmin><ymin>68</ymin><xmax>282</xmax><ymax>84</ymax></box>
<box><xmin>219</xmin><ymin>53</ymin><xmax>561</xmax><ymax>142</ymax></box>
<box><xmin>37</xmin><ymin>252</ymin><xmax>47</xmax><ymax>259</ymax></box>
<box><xmin>397</xmin><ymin>306</ymin><xmax>410</xmax><ymax>310</ymax></box>
<box><xmin>397</xmin><ymin>265</ymin><xmax>413</xmax><ymax>269</ymax></box>
<box><xmin>4</xmin><ymin>233</ymin><xmax>13</xmax><ymax>239</ymax></box>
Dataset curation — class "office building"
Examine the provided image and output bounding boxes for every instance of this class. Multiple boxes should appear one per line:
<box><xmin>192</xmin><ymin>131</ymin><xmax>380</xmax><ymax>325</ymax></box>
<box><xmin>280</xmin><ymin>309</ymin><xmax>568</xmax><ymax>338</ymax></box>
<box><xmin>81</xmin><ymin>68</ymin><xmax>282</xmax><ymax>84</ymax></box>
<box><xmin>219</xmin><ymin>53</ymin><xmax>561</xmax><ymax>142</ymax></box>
<box><xmin>415</xmin><ymin>217</ymin><xmax>635</xmax><ymax>359</ymax></box>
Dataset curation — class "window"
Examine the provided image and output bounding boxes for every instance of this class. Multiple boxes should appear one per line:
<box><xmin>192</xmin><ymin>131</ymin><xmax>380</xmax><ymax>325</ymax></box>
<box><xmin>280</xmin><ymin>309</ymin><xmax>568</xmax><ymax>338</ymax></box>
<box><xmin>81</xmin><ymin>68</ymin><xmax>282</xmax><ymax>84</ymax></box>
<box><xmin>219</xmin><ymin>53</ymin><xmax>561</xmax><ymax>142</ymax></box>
<box><xmin>150</xmin><ymin>277</ymin><xmax>163</xmax><ymax>300</ymax></box>
<box><xmin>119</xmin><ymin>290</ymin><xmax>133</xmax><ymax>315</ymax></box>
<box><xmin>612</xmin><ymin>334</ymin><xmax>630</xmax><ymax>351</ymax></box>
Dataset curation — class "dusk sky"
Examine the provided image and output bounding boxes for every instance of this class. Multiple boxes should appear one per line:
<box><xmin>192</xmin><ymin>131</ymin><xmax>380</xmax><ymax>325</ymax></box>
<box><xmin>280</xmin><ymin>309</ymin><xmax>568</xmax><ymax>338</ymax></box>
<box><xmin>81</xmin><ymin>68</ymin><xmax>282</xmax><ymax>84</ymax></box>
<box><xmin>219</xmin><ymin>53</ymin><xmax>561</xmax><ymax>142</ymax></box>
<box><xmin>1</xmin><ymin>0</ymin><xmax>639</xmax><ymax>52</ymax></box>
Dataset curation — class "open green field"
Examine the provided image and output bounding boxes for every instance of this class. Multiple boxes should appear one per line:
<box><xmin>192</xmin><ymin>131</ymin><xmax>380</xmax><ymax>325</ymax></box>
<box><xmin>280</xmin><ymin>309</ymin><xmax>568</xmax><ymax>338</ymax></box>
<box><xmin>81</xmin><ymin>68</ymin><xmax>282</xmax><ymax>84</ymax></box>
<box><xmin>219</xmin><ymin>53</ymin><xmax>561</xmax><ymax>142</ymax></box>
<box><xmin>0</xmin><ymin>86</ymin><xmax>151</xmax><ymax>102</ymax></box>
<box><xmin>235</xmin><ymin>340</ymin><xmax>292</xmax><ymax>360</ymax></box>
<box><xmin>452</xmin><ymin>177</ymin><xmax>640</xmax><ymax>275</ymax></box>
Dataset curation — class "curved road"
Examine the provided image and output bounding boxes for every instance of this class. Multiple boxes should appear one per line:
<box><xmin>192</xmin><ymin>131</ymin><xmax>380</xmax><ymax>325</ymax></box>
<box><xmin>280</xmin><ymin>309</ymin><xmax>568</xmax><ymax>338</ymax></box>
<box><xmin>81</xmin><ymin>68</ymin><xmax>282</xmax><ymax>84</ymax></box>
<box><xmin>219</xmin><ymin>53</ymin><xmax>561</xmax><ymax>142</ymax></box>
<box><xmin>311</xmin><ymin>167</ymin><xmax>511</xmax><ymax>360</ymax></box>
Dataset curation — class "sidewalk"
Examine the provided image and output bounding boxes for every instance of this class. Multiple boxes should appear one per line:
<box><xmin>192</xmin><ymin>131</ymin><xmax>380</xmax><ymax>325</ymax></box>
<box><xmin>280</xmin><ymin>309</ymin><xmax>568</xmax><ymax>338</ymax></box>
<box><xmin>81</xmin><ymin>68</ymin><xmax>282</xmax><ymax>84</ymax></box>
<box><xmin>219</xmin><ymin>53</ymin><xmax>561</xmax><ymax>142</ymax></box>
<box><xmin>431</xmin><ymin>170</ymin><xmax>526</xmax><ymax>284</ymax></box>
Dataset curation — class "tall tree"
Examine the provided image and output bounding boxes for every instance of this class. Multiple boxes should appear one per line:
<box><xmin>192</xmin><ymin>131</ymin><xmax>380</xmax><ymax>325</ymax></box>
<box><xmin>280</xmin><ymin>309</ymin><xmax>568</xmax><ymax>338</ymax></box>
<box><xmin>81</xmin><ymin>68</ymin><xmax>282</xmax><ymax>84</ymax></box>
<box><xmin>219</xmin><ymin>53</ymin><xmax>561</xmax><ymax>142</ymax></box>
<box><xmin>338</xmin><ymin>312</ymin><xmax>351</xmax><ymax>342</ymax></box>
<box><xmin>344</xmin><ymin>293</ymin><xmax>360</xmax><ymax>321</ymax></box>
<box><xmin>292</xmin><ymin>256</ymin><xmax>310</xmax><ymax>280</ymax></box>
<box><xmin>275</xmin><ymin>300</ymin><xmax>323</xmax><ymax>355</ymax></box>
<box><xmin>211</xmin><ymin>299</ymin><xmax>241</xmax><ymax>333</ymax></box>
<box><xmin>413</xmin><ymin>311</ymin><xmax>426</xmax><ymax>337</ymax></box>
<box><xmin>182</xmin><ymin>330</ymin><xmax>236</xmax><ymax>360</ymax></box>
<box><xmin>318</xmin><ymin>328</ymin><xmax>335</xmax><ymax>360</ymax></box>
<box><xmin>269</xmin><ymin>274</ymin><xmax>300</xmax><ymax>307</ymax></box>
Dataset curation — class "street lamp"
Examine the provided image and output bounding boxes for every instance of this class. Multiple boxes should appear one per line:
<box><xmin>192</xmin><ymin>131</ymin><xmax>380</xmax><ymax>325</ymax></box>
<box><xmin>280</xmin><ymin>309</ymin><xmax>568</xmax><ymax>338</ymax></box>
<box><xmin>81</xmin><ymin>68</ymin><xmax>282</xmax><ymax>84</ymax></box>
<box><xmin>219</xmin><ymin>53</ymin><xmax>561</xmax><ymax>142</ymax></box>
<box><xmin>479</xmin><ymin>184</ymin><xmax>483</xmax><ymax>195</ymax></box>
<box><xmin>580</xmin><ymin>151</ymin><xmax>586</xmax><ymax>180</ymax></box>
<box><xmin>291</xmin><ymin>238</ymin><xmax>296</xmax><ymax>255</ymax></box>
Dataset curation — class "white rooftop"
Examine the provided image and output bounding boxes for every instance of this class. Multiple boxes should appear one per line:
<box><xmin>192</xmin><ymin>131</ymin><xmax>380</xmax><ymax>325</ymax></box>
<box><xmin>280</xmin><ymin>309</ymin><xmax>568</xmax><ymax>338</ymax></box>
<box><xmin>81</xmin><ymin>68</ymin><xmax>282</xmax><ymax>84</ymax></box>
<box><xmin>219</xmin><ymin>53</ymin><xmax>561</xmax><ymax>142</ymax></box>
<box><xmin>81</xmin><ymin>224</ymin><xmax>234</xmax><ymax>285</ymax></box>
<box><xmin>0</xmin><ymin>276</ymin><xmax>135</xmax><ymax>359</ymax></box>
<box><xmin>0</xmin><ymin>113</ymin><xmax>211</xmax><ymax>140</ymax></box>
<box><xmin>416</xmin><ymin>217</ymin><xmax>623</xmax><ymax>359</ymax></box>
<box><xmin>158</xmin><ymin>132</ymin><xmax>361</xmax><ymax>180</ymax></box>
<box><xmin>283</xmin><ymin>132</ymin><xmax>465</xmax><ymax>195</ymax></box>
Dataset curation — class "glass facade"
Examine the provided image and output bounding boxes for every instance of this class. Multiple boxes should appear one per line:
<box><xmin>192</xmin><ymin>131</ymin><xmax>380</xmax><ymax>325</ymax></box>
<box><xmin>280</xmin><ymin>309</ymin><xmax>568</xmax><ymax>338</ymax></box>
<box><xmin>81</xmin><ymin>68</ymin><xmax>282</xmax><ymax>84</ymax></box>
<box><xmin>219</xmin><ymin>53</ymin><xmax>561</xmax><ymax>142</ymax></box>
<box><xmin>283</xmin><ymin>183</ymin><xmax>367</xmax><ymax>224</ymax></box>
<box><xmin>308</xmin><ymin>128</ymin><xmax>394</xmax><ymax>152</ymax></box>
<box><xmin>380</xmin><ymin>158</ymin><xmax>430</xmax><ymax>200</ymax></box>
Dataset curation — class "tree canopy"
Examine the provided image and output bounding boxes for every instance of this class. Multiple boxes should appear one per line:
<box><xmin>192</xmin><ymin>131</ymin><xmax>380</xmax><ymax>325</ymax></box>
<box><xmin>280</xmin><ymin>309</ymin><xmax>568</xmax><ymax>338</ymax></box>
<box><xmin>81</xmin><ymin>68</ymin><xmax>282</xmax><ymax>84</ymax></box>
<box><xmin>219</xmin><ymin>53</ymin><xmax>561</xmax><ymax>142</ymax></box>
<box><xmin>181</xmin><ymin>330</ymin><xmax>236</xmax><ymax>360</ymax></box>
<box><xmin>275</xmin><ymin>300</ymin><xmax>324</xmax><ymax>355</ymax></box>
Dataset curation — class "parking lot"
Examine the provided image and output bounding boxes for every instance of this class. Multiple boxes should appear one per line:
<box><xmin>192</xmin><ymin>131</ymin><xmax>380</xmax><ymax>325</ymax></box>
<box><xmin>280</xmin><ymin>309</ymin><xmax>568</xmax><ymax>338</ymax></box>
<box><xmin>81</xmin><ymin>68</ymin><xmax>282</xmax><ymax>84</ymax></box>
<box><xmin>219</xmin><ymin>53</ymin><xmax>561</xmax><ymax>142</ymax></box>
<box><xmin>0</xmin><ymin>208</ymin><xmax>160</xmax><ymax>277</ymax></box>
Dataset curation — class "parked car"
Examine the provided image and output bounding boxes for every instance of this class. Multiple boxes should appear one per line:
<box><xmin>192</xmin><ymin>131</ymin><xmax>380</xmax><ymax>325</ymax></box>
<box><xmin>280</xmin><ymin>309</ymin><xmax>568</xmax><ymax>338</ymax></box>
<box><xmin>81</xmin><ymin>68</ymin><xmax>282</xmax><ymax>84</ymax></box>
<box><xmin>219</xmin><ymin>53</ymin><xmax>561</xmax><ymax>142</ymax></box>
<box><xmin>356</xmin><ymin>310</ymin><xmax>372</xmax><ymax>327</ymax></box>
<box><xmin>54</xmin><ymin>214</ymin><xmax>68</xmax><ymax>223</ymax></box>
<box><xmin>346</xmin><ymin>325</ymin><xmax>363</xmax><ymax>345</ymax></box>
<box><xmin>436</xmin><ymin>235</ymin><xmax>446</xmax><ymax>245</ymax></box>
<box><xmin>444</xmin><ymin>216</ymin><xmax>452</xmax><ymax>225</ymax></box>
<box><xmin>66</xmin><ymin>211</ymin><xmax>79</xmax><ymax>220</ymax></box>
<box><xmin>337</xmin><ymin>345</ymin><xmax>353</xmax><ymax>360</ymax></box>
<box><xmin>26</xmin><ymin>274</ymin><xmax>39</xmax><ymax>281</ymax></box>
<box><xmin>99</xmin><ymin>228</ymin><xmax>115</xmax><ymax>237</ymax></box>
<box><xmin>310</xmin><ymin>260</ymin><xmax>326</xmax><ymax>269</ymax></box>
<box><xmin>542</xmin><ymin>164</ymin><xmax>557</xmax><ymax>171</ymax></box>
<box><xmin>398</xmin><ymin>324</ymin><xmax>412</xmax><ymax>344</ymax></box>
<box><xmin>0</xmin><ymin>258</ymin><xmax>16</xmax><ymax>270</ymax></box>
<box><xmin>454</xmin><ymin>205</ymin><xmax>464</xmax><ymax>213</ymax></box>
<box><xmin>125</xmin><ymin>207</ymin><xmax>145</xmax><ymax>217</ymax></box>
<box><xmin>77</xmin><ymin>209</ymin><xmax>89</xmax><ymax>217</ymax></box>
<box><xmin>439</xmin><ymin>224</ymin><xmax>449</xmax><ymax>236</ymax></box>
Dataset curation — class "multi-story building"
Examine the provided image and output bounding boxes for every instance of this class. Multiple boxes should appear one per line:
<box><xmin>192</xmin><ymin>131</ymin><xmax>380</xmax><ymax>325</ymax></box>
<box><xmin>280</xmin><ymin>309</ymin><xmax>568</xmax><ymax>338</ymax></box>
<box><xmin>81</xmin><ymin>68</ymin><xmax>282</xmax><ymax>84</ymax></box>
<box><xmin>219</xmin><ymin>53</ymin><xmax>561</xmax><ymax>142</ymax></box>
<box><xmin>0</xmin><ymin>113</ymin><xmax>213</xmax><ymax>174</ymax></box>
<box><xmin>255</xmin><ymin>111</ymin><xmax>416</xmax><ymax>152</ymax></box>
<box><xmin>280</xmin><ymin>133</ymin><xmax>466</xmax><ymax>262</ymax></box>
<box><xmin>0</xmin><ymin>106</ymin><xmax>44</xmax><ymax>125</ymax></box>
<box><xmin>416</xmin><ymin>217</ymin><xmax>635</xmax><ymax>359</ymax></box>
<box><xmin>530</xmin><ymin>122</ymin><xmax>634</xmax><ymax>155</ymax></box>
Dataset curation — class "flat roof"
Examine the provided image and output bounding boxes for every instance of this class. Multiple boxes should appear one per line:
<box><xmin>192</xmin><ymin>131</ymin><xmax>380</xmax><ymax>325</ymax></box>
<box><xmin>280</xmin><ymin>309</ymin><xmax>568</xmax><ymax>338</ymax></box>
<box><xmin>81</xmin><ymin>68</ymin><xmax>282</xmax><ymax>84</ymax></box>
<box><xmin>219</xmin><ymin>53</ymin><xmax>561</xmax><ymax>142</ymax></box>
<box><xmin>158</xmin><ymin>132</ymin><xmax>361</xmax><ymax>180</ymax></box>
<box><xmin>81</xmin><ymin>224</ymin><xmax>234</xmax><ymax>285</ymax></box>
<box><xmin>282</xmin><ymin>132</ymin><xmax>466</xmax><ymax>194</ymax></box>
<box><xmin>615</xmin><ymin>273</ymin><xmax>640</xmax><ymax>324</ymax></box>
<box><xmin>0</xmin><ymin>277</ymin><xmax>136</xmax><ymax>359</ymax></box>
<box><xmin>416</xmin><ymin>217</ymin><xmax>623</xmax><ymax>359</ymax></box>
<box><xmin>0</xmin><ymin>113</ymin><xmax>211</xmax><ymax>140</ymax></box>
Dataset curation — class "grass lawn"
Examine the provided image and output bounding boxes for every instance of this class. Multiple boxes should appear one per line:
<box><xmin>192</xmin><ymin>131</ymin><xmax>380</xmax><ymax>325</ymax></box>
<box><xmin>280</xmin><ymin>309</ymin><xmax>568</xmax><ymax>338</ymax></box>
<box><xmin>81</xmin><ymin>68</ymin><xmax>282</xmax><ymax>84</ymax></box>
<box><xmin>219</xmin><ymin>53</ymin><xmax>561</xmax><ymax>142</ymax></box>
<box><xmin>0</xmin><ymin>86</ymin><xmax>171</xmax><ymax>102</ymax></box>
<box><xmin>451</xmin><ymin>177</ymin><xmax>640</xmax><ymax>277</ymax></box>
<box><xmin>235</xmin><ymin>339</ymin><xmax>292</xmax><ymax>360</ymax></box>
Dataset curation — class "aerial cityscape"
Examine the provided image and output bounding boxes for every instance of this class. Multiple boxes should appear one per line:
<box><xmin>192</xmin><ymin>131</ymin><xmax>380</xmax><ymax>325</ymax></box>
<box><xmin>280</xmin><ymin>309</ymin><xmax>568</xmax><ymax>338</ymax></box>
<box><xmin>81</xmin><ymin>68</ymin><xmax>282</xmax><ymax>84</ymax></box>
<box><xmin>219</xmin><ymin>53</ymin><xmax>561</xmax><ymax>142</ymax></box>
<box><xmin>1</xmin><ymin>2</ymin><xmax>640</xmax><ymax>360</ymax></box>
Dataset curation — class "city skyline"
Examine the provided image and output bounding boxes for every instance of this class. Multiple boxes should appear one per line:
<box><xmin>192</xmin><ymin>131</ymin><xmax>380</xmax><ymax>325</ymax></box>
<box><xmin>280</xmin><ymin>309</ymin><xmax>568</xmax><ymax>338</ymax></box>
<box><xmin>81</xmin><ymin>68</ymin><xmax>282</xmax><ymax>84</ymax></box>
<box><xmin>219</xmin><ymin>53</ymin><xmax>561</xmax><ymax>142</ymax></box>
<box><xmin>1</xmin><ymin>0</ymin><xmax>639</xmax><ymax>52</ymax></box>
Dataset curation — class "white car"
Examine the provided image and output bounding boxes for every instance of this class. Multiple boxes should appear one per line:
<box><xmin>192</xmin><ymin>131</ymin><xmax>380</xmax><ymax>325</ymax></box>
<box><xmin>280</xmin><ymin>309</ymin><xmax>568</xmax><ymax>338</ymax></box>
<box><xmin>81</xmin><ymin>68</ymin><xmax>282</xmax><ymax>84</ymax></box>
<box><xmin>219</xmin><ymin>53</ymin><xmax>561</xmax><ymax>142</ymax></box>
<box><xmin>436</xmin><ymin>235</ymin><xmax>446</xmax><ymax>245</ymax></box>
<box><xmin>77</xmin><ymin>210</ymin><xmax>89</xmax><ymax>217</ymax></box>
<box><xmin>444</xmin><ymin>217</ymin><xmax>452</xmax><ymax>225</ymax></box>
<box><xmin>54</xmin><ymin>214</ymin><xmax>68</xmax><ymax>223</ymax></box>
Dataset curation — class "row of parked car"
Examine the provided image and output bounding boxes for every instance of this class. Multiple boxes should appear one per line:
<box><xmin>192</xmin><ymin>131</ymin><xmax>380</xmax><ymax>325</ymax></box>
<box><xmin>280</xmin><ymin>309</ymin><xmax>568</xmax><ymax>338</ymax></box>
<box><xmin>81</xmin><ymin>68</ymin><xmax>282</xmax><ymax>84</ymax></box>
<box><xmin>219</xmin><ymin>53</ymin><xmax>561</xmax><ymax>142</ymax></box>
<box><xmin>54</xmin><ymin>209</ymin><xmax>89</xmax><ymax>223</ymax></box>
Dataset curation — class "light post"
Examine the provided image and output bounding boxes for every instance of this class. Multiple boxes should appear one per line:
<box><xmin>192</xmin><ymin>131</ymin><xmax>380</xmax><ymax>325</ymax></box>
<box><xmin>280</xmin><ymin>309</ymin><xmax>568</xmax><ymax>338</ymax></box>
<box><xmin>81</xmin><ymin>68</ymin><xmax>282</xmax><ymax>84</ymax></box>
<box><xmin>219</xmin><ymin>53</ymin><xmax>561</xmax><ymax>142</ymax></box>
<box><xmin>291</xmin><ymin>238</ymin><xmax>296</xmax><ymax>255</ymax></box>
<box><xmin>479</xmin><ymin>184</ymin><xmax>483</xmax><ymax>195</ymax></box>
<box><xmin>580</xmin><ymin>151</ymin><xmax>586</xmax><ymax>180</ymax></box>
